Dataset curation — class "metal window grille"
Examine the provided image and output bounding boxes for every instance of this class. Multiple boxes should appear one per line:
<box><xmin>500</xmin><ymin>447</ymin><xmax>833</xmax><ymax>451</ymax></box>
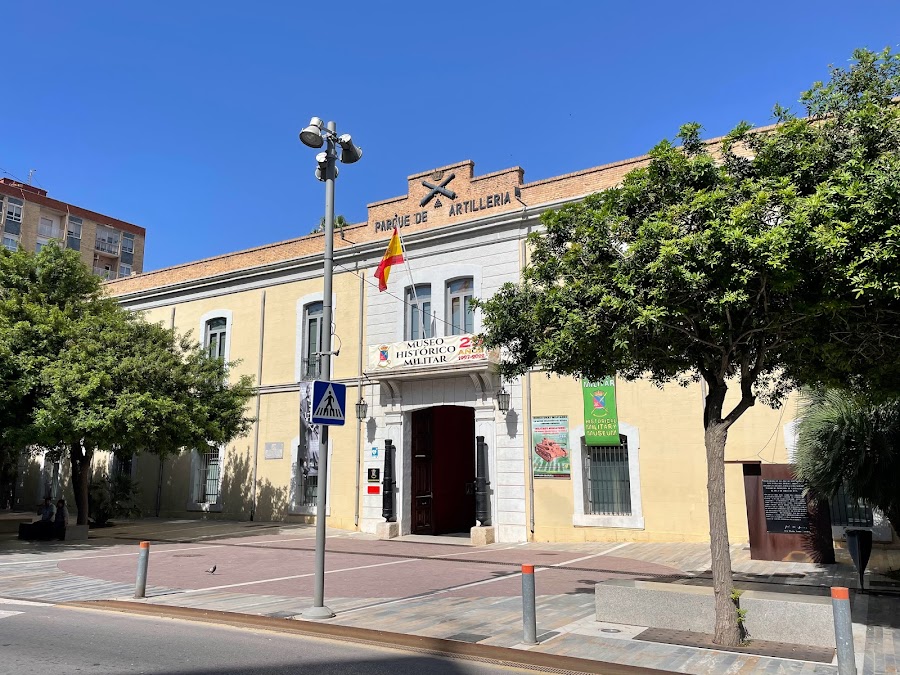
<box><xmin>302</xmin><ymin>303</ymin><xmax>323</xmax><ymax>380</ymax></box>
<box><xmin>196</xmin><ymin>450</ymin><xmax>221</xmax><ymax>504</ymax></box>
<box><xmin>291</xmin><ymin>461</ymin><xmax>318</xmax><ymax>508</ymax></box>
<box><xmin>829</xmin><ymin>484</ymin><xmax>874</xmax><ymax>527</ymax></box>
<box><xmin>585</xmin><ymin>435</ymin><xmax>632</xmax><ymax>516</ymax></box>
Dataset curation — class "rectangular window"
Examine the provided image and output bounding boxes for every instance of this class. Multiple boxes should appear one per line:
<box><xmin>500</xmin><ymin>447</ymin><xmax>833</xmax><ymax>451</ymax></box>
<box><xmin>585</xmin><ymin>436</ymin><xmax>632</xmax><ymax>516</ymax></box>
<box><xmin>405</xmin><ymin>284</ymin><xmax>432</xmax><ymax>340</ymax></box>
<box><xmin>38</xmin><ymin>216</ymin><xmax>62</xmax><ymax>239</ymax></box>
<box><xmin>2</xmin><ymin>234</ymin><xmax>18</xmax><ymax>251</ymax></box>
<box><xmin>194</xmin><ymin>449</ymin><xmax>221</xmax><ymax>504</ymax></box>
<box><xmin>205</xmin><ymin>317</ymin><xmax>227</xmax><ymax>359</ymax></box>
<box><xmin>67</xmin><ymin>216</ymin><xmax>82</xmax><ymax>239</ymax></box>
<box><xmin>5</xmin><ymin>197</ymin><xmax>23</xmax><ymax>225</ymax></box>
<box><xmin>95</xmin><ymin>225</ymin><xmax>121</xmax><ymax>255</ymax></box>
<box><xmin>302</xmin><ymin>302</ymin><xmax>323</xmax><ymax>380</ymax></box>
<box><xmin>118</xmin><ymin>263</ymin><xmax>132</xmax><ymax>278</ymax></box>
<box><xmin>447</xmin><ymin>278</ymin><xmax>475</xmax><ymax>335</ymax></box>
<box><xmin>122</xmin><ymin>232</ymin><xmax>135</xmax><ymax>254</ymax></box>
<box><xmin>35</xmin><ymin>238</ymin><xmax>50</xmax><ymax>253</ymax></box>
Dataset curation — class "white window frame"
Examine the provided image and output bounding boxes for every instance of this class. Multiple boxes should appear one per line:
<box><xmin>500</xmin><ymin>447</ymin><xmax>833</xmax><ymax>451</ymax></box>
<box><xmin>390</xmin><ymin>263</ymin><xmax>482</xmax><ymax>341</ymax></box>
<box><xmin>118</xmin><ymin>263</ymin><xmax>132</xmax><ymax>278</ymax></box>
<box><xmin>67</xmin><ymin>216</ymin><xmax>83</xmax><ymax>239</ymax></box>
<box><xmin>2</xmin><ymin>233</ymin><xmax>18</xmax><ymax>251</ymax></box>
<box><xmin>300</xmin><ymin>301</ymin><xmax>324</xmax><ymax>381</ymax></box>
<box><xmin>187</xmin><ymin>446</ymin><xmax>225</xmax><ymax>511</ymax></box>
<box><xmin>35</xmin><ymin>237</ymin><xmax>50</xmax><ymax>253</ymax></box>
<box><xmin>199</xmin><ymin>309</ymin><xmax>232</xmax><ymax>362</ymax></box>
<box><xmin>122</xmin><ymin>232</ymin><xmax>135</xmax><ymax>254</ymax></box>
<box><xmin>5</xmin><ymin>197</ymin><xmax>23</xmax><ymax>225</ymax></box>
<box><xmin>571</xmin><ymin>421</ymin><xmax>644</xmax><ymax>529</ymax></box>
<box><xmin>38</xmin><ymin>214</ymin><xmax>62</xmax><ymax>239</ymax></box>
<box><xmin>295</xmin><ymin>293</ymin><xmax>335</xmax><ymax>382</ymax></box>
<box><xmin>446</xmin><ymin>277</ymin><xmax>475</xmax><ymax>336</ymax></box>
<box><xmin>95</xmin><ymin>225</ymin><xmax>121</xmax><ymax>255</ymax></box>
<box><xmin>404</xmin><ymin>284</ymin><xmax>433</xmax><ymax>340</ymax></box>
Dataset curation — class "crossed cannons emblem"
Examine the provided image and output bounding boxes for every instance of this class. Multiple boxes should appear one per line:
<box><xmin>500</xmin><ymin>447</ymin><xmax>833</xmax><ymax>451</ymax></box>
<box><xmin>420</xmin><ymin>173</ymin><xmax>457</xmax><ymax>207</ymax></box>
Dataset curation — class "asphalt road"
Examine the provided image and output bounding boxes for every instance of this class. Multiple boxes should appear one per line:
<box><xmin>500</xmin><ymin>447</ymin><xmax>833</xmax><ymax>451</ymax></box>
<box><xmin>0</xmin><ymin>599</ymin><xmax>525</xmax><ymax>675</ymax></box>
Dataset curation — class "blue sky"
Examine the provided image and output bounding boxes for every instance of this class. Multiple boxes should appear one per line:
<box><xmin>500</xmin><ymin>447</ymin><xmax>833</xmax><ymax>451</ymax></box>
<box><xmin>2</xmin><ymin>2</ymin><xmax>898</xmax><ymax>271</ymax></box>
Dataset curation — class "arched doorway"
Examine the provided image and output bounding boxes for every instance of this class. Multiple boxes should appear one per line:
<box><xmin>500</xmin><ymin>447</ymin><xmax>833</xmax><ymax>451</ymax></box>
<box><xmin>410</xmin><ymin>405</ymin><xmax>476</xmax><ymax>535</ymax></box>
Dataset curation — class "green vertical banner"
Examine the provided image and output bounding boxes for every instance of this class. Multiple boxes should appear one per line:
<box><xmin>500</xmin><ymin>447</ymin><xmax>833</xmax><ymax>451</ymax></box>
<box><xmin>582</xmin><ymin>377</ymin><xmax>620</xmax><ymax>445</ymax></box>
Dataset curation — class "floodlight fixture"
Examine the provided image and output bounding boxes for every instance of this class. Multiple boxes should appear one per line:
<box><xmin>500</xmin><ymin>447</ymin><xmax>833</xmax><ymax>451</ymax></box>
<box><xmin>300</xmin><ymin>117</ymin><xmax>325</xmax><ymax>148</ymax></box>
<box><xmin>337</xmin><ymin>134</ymin><xmax>363</xmax><ymax>164</ymax></box>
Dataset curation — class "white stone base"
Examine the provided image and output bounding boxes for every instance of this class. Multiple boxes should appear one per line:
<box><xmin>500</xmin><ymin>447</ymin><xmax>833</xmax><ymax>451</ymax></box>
<box><xmin>470</xmin><ymin>525</ymin><xmax>495</xmax><ymax>546</ymax></box>
<box><xmin>375</xmin><ymin>521</ymin><xmax>399</xmax><ymax>540</ymax></box>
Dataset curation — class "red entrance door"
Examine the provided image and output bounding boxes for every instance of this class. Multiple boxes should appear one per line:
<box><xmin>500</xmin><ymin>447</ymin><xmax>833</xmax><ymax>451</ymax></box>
<box><xmin>410</xmin><ymin>406</ymin><xmax>476</xmax><ymax>535</ymax></box>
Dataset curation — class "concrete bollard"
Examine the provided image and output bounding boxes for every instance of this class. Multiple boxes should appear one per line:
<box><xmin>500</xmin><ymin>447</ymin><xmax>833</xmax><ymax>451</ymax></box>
<box><xmin>134</xmin><ymin>541</ymin><xmax>150</xmax><ymax>599</ymax></box>
<box><xmin>522</xmin><ymin>564</ymin><xmax>537</xmax><ymax>645</ymax></box>
<box><xmin>831</xmin><ymin>587</ymin><xmax>857</xmax><ymax>675</ymax></box>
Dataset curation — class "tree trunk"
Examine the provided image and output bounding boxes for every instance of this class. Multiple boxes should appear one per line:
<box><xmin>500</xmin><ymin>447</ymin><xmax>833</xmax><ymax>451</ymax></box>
<box><xmin>69</xmin><ymin>442</ymin><xmax>93</xmax><ymax>526</ymax></box>
<box><xmin>704</xmin><ymin>385</ymin><xmax>742</xmax><ymax>646</ymax></box>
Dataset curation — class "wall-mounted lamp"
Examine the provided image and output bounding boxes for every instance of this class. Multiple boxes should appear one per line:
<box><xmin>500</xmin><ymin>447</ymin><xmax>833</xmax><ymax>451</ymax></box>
<box><xmin>496</xmin><ymin>385</ymin><xmax>511</xmax><ymax>413</ymax></box>
<box><xmin>356</xmin><ymin>397</ymin><xmax>368</xmax><ymax>421</ymax></box>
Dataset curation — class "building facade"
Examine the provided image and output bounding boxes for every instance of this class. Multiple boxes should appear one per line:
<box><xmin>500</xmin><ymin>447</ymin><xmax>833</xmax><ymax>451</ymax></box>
<box><xmin>83</xmin><ymin>155</ymin><xmax>876</xmax><ymax>547</ymax></box>
<box><xmin>0</xmin><ymin>178</ymin><xmax>146</xmax><ymax>278</ymax></box>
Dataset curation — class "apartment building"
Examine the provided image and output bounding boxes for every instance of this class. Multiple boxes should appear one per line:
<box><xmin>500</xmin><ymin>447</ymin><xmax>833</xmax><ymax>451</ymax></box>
<box><xmin>0</xmin><ymin>178</ymin><xmax>145</xmax><ymax>279</ymax></box>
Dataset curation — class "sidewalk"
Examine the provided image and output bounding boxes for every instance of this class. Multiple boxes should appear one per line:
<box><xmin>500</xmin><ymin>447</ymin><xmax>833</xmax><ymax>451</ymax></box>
<box><xmin>1</xmin><ymin>517</ymin><xmax>897</xmax><ymax>674</ymax></box>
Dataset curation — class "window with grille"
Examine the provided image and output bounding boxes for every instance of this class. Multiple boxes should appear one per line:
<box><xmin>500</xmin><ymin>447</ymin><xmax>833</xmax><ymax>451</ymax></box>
<box><xmin>205</xmin><ymin>317</ymin><xmax>227</xmax><ymax>360</ymax></box>
<box><xmin>830</xmin><ymin>484</ymin><xmax>874</xmax><ymax>527</ymax></box>
<box><xmin>194</xmin><ymin>449</ymin><xmax>221</xmax><ymax>504</ymax></box>
<box><xmin>584</xmin><ymin>435</ymin><xmax>632</xmax><ymax>516</ymax></box>
<box><xmin>447</xmin><ymin>277</ymin><xmax>474</xmax><ymax>335</ymax></box>
<box><xmin>293</xmin><ymin>457</ymin><xmax>318</xmax><ymax>508</ymax></box>
<box><xmin>405</xmin><ymin>284</ymin><xmax>432</xmax><ymax>340</ymax></box>
<box><xmin>301</xmin><ymin>301</ymin><xmax>323</xmax><ymax>380</ymax></box>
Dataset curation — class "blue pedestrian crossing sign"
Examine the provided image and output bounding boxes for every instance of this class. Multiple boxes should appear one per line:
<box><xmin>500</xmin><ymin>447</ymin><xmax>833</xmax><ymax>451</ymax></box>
<box><xmin>312</xmin><ymin>380</ymin><xmax>346</xmax><ymax>426</ymax></box>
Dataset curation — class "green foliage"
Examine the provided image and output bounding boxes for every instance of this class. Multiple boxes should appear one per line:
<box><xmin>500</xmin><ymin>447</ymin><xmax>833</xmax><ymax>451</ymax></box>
<box><xmin>0</xmin><ymin>243</ymin><xmax>257</xmax><ymax>524</ymax></box>
<box><xmin>89</xmin><ymin>472</ymin><xmax>142</xmax><ymax>526</ymax></box>
<box><xmin>795</xmin><ymin>387</ymin><xmax>900</xmax><ymax>534</ymax></box>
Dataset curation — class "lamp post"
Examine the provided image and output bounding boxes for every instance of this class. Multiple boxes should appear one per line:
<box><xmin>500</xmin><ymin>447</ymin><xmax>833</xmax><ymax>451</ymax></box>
<box><xmin>298</xmin><ymin>117</ymin><xmax>362</xmax><ymax>620</ymax></box>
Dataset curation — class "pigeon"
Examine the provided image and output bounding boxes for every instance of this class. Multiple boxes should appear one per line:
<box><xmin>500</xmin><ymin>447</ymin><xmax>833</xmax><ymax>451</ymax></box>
<box><xmin>205</xmin><ymin>565</ymin><xmax>217</xmax><ymax>574</ymax></box>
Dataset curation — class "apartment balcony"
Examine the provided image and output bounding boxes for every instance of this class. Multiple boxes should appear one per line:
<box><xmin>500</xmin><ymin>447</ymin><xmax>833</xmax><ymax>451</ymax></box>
<box><xmin>95</xmin><ymin>238</ymin><xmax>120</xmax><ymax>256</ymax></box>
<box><xmin>37</xmin><ymin>224</ymin><xmax>63</xmax><ymax>239</ymax></box>
<box><xmin>93</xmin><ymin>267</ymin><xmax>116</xmax><ymax>280</ymax></box>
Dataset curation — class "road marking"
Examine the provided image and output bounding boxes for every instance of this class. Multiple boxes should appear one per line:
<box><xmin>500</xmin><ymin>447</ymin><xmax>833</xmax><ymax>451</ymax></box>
<box><xmin>0</xmin><ymin>598</ymin><xmax>52</xmax><ymax>607</ymax></box>
<box><xmin>0</xmin><ymin>544</ymin><xmax>224</xmax><ymax>566</ymax></box>
<box><xmin>548</xmin><ymin>542</ymin><xmax>631</xmax><ymax>567</ymax></box>
<box><xmin>177</xmin><ymin>557</ymin><xmax>419</xmax><ymax>594</ymax></box>
<box><xmin>0</xmin><ymin>610</ymin><xmax>23</xmax><ymax>619</ymax></box>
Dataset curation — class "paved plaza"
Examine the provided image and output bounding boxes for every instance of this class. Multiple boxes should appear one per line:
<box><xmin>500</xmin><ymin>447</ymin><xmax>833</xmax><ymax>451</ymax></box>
<box><xmin>1</xmin><ymin>517</ymin><xmax>897</xmax><ymax>674</ymax></box>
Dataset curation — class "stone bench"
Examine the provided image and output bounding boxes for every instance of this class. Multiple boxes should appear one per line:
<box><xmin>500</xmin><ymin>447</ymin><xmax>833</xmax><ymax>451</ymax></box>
<box><xmin>595</xmin><ymin>579</ymin><xmax>836</xmax><ymax>648</ymax></box>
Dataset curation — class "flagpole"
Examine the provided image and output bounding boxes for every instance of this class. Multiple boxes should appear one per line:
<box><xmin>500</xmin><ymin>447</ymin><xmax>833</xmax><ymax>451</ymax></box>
<box><xmin>396</xmin><ymin>228</ymin><xmax>427</xmax><ymax>339</ymax></box>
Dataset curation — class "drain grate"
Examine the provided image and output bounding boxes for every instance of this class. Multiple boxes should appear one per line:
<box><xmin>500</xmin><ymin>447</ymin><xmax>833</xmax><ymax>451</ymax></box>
<box><xmin>636</xmin><ymin>627</ymin><xmax>835</xmax><ymax>663</ymax></box>
<box><xmin>446</xmin><ymin>632</ymin><xmax>490</xmax><ymax>643</ymax></box>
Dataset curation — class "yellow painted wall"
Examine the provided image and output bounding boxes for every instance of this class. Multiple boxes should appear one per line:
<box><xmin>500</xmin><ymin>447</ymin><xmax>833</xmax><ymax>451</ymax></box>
<box><xmin>529</xmin><ymin>374</ymin><xmax>796</xmax><ymax>544</ymax></box>
<box><xmin>125</xmin><ymin>269</ymin><xmax>365</xmax><ymax>528</ymax></box>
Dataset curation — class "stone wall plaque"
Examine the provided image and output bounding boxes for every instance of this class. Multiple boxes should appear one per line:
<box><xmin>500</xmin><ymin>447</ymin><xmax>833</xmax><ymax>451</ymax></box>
<box><xmin>264</xmin><ymin>442</ymin><xmax>284</xmax><ymax>460</ymax></box>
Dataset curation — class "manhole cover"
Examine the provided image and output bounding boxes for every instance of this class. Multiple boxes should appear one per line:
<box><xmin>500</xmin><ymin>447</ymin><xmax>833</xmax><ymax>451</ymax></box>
<box><xmin>446</xmin><ymin>632</ymin><xmax>490</xmax><ymax>643</ymax></box>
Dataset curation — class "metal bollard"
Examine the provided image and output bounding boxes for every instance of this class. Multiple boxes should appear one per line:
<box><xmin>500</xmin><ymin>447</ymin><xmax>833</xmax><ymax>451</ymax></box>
<box><xmin>831</xmin><ymin>587</ymin><xmax>857</xmax><ymax>675</ymax></box>
<box><xmin>522</xmin><ymin>564</ymin><xmax>537</xmax><ymax>644</ymax></box>
<box><xmin>134</xmin><ymin>541</ymin><xmax>150</xmax><ymax>599</ymax></box>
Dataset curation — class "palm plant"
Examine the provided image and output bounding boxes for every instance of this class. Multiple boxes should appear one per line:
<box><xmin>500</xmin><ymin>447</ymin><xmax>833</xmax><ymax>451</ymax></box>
<box><xmin>795</xmin><ymin>387</ymin><xmax>900</xmax><ymax>536</ymax></box>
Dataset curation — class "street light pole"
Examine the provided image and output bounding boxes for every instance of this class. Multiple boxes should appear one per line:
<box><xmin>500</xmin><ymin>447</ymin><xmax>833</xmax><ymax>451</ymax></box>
<box><xmin>298</xmin><ymin>118</ymin><xmax>362</xmax><ymax>620</ymax></box>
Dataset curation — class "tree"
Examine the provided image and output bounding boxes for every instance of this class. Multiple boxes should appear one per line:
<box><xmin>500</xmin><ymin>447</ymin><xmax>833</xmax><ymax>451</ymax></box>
<box><xmin>476</xmin><ymin>49</ymin><xmax>900</xmax><ymax>645</ymax></box>
<box><xmin>0</xmin><ymin>245</ymin><xmax>256</xmax><ymax>525</ymax></box>
<box><xmin>795</xmin><ymin>388</ymin><xmax>900</xmax><ymax>535</ymax></box>
<box><xmin>314</xmin><ymin>214</ymin><xmax>348</xmax><ymax>234</ymax></box>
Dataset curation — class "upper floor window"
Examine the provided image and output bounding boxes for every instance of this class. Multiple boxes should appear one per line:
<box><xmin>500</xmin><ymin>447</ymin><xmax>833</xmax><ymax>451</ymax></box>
<box><xmin>122</xmin><ymin>232</ymin><xmax>135</xmax><ymax>254</ymax></box>
<box><xmin>35</xmin><ymin>238</ymin><xmax>50</xmax><ymax>253</ymax></box>
<box><xmin>67</xmin><ymin>216</ymin><xmax>82</xmax><ymax>239</ymax></box>
<box><xmin>447</xmin><ymin>277</ymin><xmax>474</xmax><ymax>335</ymax></box>
<box><xmin>301</xmin><ymin>302</ymin><xmax>323</xmax><ymax>380</ymax></box>
<box><xmin>2</xmin><ymin>233</ymin><xmax>18</xmax><ymax>252</ymax></box>
<box><xmin>205</xmin><ymin>317</ymin><xmax>227</xmax><ymax>359</ymax></box>
<box><xmin>38</xmin><ymin>216</ymin><xmax>61</xmax><ymax>239</ymax></box>
<box><xmin>5</xmin><ymin>197</ymin><xmax>23</xmax><ymax>224</ymax></box>
<box><xmin>405</xmin><ymin>284</ymin><xmax>432</xmax><ymax>340</ymax></box>
<box><xmin>95</xmin><ymin>225</ymin><xmax>121</xmax><ymax>255</ymax></box>
<box><xmin>118</xmin><ymin>263</ymin><xmax>132</xmax><ymax>278</ymax></box>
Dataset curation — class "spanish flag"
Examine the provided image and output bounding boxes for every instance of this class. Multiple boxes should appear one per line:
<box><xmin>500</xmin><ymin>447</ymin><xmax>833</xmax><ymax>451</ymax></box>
<box><xmin>374</xmin><ymin>228</ymin><xmax>404</xmax><ymax>292</ymax></box>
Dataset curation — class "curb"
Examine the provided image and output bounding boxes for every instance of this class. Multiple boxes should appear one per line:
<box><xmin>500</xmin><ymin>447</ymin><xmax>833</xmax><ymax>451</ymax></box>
<box><xmin>62</xmin><ymin>600</ymin><xmax>671</xmax><ymax>675</ymax></box>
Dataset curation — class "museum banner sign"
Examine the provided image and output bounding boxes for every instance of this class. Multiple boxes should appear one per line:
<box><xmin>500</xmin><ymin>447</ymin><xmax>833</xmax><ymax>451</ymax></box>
<box><xmin>369</xmin><ymin>334</ymin><xmax>498</xmax><ymax>371</ymax></box>
<box><xmin>582</xmin><ymin>377</ymin><xmax>620</xmax><ymax>446</ymax></box>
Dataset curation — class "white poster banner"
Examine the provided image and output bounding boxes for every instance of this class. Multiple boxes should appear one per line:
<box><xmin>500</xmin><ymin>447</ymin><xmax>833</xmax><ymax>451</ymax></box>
<box><xmin>368</xmin><ymin>334</ymin><xmax>497</xmax><ymax>371</ymax></box>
